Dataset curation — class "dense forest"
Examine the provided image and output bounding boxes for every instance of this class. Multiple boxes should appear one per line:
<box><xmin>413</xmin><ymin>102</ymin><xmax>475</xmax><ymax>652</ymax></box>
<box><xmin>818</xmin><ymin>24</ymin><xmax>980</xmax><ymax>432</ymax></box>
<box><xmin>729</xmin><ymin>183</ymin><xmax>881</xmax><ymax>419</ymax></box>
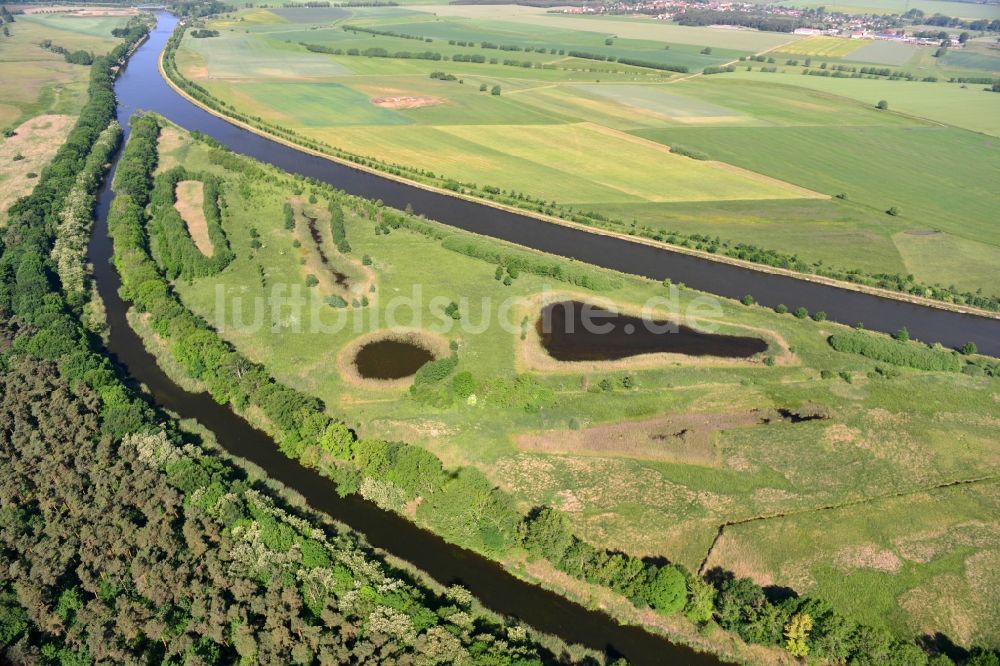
<box><xmin>0</xmin><ymin>21</ymin><xmax>579</xmax><ymax>666</ymax></box>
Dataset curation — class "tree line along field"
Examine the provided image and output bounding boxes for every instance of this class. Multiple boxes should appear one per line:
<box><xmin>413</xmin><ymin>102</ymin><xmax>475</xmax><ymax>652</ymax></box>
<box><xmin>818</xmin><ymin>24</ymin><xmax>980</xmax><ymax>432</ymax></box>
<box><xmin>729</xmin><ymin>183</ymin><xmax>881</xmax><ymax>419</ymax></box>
<box><xmin>0</xmin><ymin>10</ymin><xmax>131</xmax><ymax>224</ymax></box>
<box><xmin>0</xmin><ymin>31</ymin><xmax>590</xmax><ymax>657</ymax></box>
<box><xmin>146</xmin><ymin>121</ymin><xmax>1000</xmax><ymax>651</ymax></box>
<box><xmin>174</xmin><ymin>6</ymin><xmax>1000</xmax><ymax>300</ymax></box>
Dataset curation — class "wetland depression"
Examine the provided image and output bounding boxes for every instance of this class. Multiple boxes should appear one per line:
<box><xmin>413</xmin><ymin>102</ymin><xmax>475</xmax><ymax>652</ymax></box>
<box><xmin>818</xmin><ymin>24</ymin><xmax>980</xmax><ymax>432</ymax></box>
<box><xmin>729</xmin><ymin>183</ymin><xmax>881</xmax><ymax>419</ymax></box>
<box><xmin>538</xmin><ymin>301</ymin><xmax>768</xmax><ymax>361</ymax></box>
<box><xmin>354</xmin><ymin>338</ymin><xmax>436</xmax><ymax>380</ymax></box>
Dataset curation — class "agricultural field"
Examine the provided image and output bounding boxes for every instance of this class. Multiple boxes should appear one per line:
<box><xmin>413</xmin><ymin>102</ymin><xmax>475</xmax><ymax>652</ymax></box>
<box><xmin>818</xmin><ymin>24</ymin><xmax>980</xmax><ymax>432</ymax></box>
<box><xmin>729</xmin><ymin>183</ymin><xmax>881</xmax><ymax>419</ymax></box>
<box><xmin>773</xmin><ymin>35</ymin><xmax>868</xmax><ymax>59</ymax></box>
<box><xmin>408</xmin><ymin>4</ymin><xmax>804</xmax><ymax>51</ymax></box>
<box><xmin>148</xmin><ymin>124</ymin><xmax>1000</xmax><ymax>649</ymax></box>
<box><xmin>0</xmin><ymin>9</ymin><xmax>130</xmax><ymax>222</ymax></box>
<box><xmin>940</xmin><ymin>41</ymin><xmax>1000</xmax><ymax>73</ymax></box>
<box><xmin>173</xmin><ymin>5</ymin><xmax>1000</xmax><ymax>298</ymax></box>
<box><xmin>630</xmin><ymin>124</ymin><xmax>1000</xmax><ymax>293</ymax></box>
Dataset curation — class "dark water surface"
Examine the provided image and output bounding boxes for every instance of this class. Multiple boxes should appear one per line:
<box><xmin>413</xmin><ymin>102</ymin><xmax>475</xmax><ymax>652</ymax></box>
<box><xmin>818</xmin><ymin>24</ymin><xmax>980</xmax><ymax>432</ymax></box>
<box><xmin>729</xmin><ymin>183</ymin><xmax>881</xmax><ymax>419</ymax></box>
<box><xmin>112</xmin><ymin>11</ymin><xmax>1000</xmax><ymax>355</ymax></box>
<box><xmin>86</xmin><ymin>13</ymin><xmax>729</xmax><ymax>665</ymax></box>
<box><xmin>355</xmin><ymin>339</ymin><xmax>435</xmax><ymax>379</ymax></box>
<box><xmin>539</xmin><ymin>301</ymin><xmax>768</xmax><ymax>361</ymax></box>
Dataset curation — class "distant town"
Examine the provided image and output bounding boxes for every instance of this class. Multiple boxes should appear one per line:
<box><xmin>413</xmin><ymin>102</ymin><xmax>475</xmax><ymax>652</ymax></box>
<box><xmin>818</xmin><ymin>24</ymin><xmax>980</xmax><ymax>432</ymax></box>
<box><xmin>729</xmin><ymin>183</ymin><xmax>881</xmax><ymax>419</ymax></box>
<box><xmin>559</xmin><ymin>1</ymin><xmax>1000</xmax><ymax>40</ymax></box>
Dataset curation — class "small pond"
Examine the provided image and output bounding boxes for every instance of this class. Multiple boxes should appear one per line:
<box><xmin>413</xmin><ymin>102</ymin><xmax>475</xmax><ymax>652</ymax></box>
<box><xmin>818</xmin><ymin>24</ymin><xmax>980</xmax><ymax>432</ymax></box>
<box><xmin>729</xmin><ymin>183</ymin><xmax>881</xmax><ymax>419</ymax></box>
<box><xmin>537</xmin><ymin>301</ymin><xmax>767</xmax><ymax>362</ymax></box>
<box><xmin>354</xmin><ymin>339</ymin><xmax>436</xmax><ymax>380</ymax></box>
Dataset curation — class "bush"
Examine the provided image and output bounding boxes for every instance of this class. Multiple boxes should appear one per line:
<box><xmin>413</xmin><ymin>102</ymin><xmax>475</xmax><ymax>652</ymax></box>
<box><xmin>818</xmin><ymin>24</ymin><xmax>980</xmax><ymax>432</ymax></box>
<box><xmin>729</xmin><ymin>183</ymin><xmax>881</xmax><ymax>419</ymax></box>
<box><xmin>829</xmin><ymin>331</ymin><xmax>961</xmax><ymax>372</ymax></box>
<box><xmin>670</xmin><ymin>144</ymin><xmax>709</xmax><ymax>160</ymax></box>
<box><xmin>794</xmin><ymin>307</ymin><xmax>808</xmax><ymax>319</ymax></box>
<box><xmin>147</xmin><ymin>166</ymin><xmax>235</xmax><ymax>279</ymax></box>
<box><xmin>452</xmin><ymin>371</ymin><xmax>476</xmax><ymax>398</ymax></box>
<box><xmin>412</xmin><ymin>354</ymin><xmax>458</xmax><ymax>386</ymax></box>
<box><xmin>441</xmin><ymin>235</ymin><xmax>621</xmax><ymax>291</ymax></box>
<box><xmin>775</xmin><ymin>303</ymin><xmax>788</xmax><ymax>314</ymax></box>
<box><xmin>645</xmin><ymin>566</ymin><xmax>687</xmax><ymax>615</ymax></box>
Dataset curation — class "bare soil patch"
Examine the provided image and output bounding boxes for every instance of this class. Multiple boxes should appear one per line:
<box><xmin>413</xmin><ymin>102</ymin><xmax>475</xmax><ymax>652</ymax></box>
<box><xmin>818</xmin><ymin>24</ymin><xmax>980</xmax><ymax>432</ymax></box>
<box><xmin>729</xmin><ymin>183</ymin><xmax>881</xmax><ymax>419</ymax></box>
<box><xmin>174</xmin><ymin>180</ymin><xmax>214</xmax><ymax>256</ymax></box>
<box><xmin>371</xmin><ymin>96</ymin><xmax>443</xmax><ymax>110</ymax></box>
<box><xmin>156</xmin><ymin>126</ymin><xmax>186</xmax><ymax>172</ymax></box>
<box><xmin>516</xmin><ymin>409</ymin><xmax>786</xmax><ymax>465</ymax></box>
<box><xmin>0</xmin><ymin>114</ymin><xmax>73</xmax><ymax>223</ymax></box>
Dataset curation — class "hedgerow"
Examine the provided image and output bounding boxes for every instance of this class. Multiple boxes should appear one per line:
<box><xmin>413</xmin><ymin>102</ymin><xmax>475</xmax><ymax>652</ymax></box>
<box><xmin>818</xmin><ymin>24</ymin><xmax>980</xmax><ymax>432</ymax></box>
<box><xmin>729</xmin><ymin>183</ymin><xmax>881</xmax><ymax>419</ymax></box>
<box><xmin>829</xmin><ymin>330</ymin><xmax>962</xmax><ymax>372</ymax></box>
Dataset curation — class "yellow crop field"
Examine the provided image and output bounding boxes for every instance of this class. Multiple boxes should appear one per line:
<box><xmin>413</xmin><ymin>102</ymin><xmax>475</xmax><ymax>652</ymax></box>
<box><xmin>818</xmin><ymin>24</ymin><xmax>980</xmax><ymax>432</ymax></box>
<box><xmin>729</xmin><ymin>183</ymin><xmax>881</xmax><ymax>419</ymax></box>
<box><xmin>774</xmin><ymin>35</ymin><xmax>866</xmax><ymax>58</ymax></box>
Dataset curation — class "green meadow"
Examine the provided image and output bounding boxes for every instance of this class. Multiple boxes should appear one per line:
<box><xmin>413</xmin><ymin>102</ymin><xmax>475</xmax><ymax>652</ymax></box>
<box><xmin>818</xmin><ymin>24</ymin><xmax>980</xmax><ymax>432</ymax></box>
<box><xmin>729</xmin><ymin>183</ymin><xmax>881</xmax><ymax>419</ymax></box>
<box><xmin>408</xmin><ymin>4</ymin><xmax>804</xmax><ymax>51</ymax></box>
<box><xmin>0</xmin><ymin>12</ymin><xmax>128</xmax><ymax>128</ymax></box>
<box><xmin>631</xmin><ymin>124</ymin><xmax>1000</xmax><ymax>293</ymax></box>
<box><xmin>176</xmin><ymin>5</ymin><xmax>1000</xmax><ymax>298</ymax></box>
<box><xmin>715</xmin><ymin>69</ymin><xmax>1000</xmax><ymax>136</ymax></box>
<box><xmin>148</xmin><ymin>125</ymin><xmax>1000</xmax><ymax>648</ymax></box>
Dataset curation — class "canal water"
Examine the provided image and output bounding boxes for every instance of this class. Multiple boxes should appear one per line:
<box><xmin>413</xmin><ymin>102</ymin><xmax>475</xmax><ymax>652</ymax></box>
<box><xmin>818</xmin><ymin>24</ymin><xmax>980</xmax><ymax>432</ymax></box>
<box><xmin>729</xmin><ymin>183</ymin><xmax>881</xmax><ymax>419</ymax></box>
<box><xmin>86</xmin><ymin>12</ymin><xmax>731</xmax><ymax>665</ymax></box>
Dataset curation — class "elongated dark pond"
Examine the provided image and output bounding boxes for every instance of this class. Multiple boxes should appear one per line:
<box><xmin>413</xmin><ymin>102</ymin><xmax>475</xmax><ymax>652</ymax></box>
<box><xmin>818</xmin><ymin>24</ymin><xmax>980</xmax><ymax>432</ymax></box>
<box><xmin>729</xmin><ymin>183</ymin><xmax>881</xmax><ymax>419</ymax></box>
<box><xmin>355</xmin><ymin>339</ymin><xmax>435</xmax><ymax>379</ymax></box>
<box><xmin>115</xmin><ymin>10</ymin><xmax>1000</xmax><ymax>356</ymax></box>
<box><xmin>539</xmin><ymin>301</ymin><xmax>767</xmax><ymax>361</ymax></box>
<box><xmin>86</xmin><ymin>13</ymin><xmax>728</xmax><ymax>665</ymax></box>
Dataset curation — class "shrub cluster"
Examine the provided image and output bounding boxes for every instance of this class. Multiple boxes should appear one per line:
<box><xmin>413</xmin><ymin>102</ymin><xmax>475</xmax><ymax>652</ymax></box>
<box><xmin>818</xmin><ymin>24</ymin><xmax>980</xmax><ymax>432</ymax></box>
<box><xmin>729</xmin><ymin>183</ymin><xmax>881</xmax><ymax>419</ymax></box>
<box><xmin>328</xmin><ymin>200</ymin><xmax>350</xmax><ymax>252</ymax></box>
<box><xmin>441</xmin><ymin>235</ymin><xmax>622</xmax><ymax>291</ymax></box>
<box><xmin>829</xmin><ymin>330</ymin><xmax>962</xmax><ymax>372</ymax></box>
<box><xmin>147</xmin><ymin>166</ymin><xmax>234</xmax><ymax>279</ymax></box>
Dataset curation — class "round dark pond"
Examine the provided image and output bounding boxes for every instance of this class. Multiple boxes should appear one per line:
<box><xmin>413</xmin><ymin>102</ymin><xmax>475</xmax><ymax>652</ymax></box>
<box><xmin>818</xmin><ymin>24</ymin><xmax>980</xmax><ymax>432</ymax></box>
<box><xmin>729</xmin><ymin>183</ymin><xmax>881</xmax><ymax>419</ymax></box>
<box><xmin>538</xmin><ymin>300</ymin><xmax>768</xmax><ymax>362</ymax></box>
<box><xmin>354</xmin><ymin>339</ymin><xmax>435</xmax><ymax>379</ymax></box>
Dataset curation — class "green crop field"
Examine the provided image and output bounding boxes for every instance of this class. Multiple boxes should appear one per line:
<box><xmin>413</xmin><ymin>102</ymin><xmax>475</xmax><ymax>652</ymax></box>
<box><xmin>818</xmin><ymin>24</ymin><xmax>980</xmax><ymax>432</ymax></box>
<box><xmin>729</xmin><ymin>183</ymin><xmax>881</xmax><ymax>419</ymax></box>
<box><xmin>716</xmin><ymin>70</ymin><xmax>1000</xmax><ymax>136</ymax></box>
<box><xmin>409</xmin><ymin>4</ymin><xmax>804</xmax><ymax>51</ymax></box>
<box><xmin>147</xmin><ymin>124</ymin><xmax>1000</xmax><ymax>650</ymax></box>
<box><xmin>843</xmin><ymin>40</ymin><xmax>922</xmax><ymax>66</ymax></box>
<box><xmin>176</xmin><ymin>4</ymin><xmax>1000</xmax><ymax>310</ymax></box>
<box><xmin>630</xmin><ymin>125</ymin><xmax>1000</xmax><ymax>293</ymax></box>
<box><xmin>940</xmin><ymin>48</ymin><xmax>1000</xmax><ymax>73</ymax></box>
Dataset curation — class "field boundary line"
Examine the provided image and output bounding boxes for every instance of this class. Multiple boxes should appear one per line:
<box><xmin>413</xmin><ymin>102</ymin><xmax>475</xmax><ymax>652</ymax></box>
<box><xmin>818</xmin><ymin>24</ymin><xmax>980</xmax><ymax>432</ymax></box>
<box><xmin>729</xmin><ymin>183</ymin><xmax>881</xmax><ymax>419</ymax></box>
<box><xmin>160</xmin><ymin>50</ymin><xmax>1000</xmax><ymax>322</ymax></box>
<box><xmin>697</xmin><ymin>474</ymin><xmax>999</xmax><ymax>575</ymax></box>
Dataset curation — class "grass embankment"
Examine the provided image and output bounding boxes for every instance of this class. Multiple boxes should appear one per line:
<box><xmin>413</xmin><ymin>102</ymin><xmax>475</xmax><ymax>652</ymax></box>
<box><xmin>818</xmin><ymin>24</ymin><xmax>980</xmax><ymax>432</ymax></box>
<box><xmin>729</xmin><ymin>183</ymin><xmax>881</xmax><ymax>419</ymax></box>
<box><xmin>135</xmin><ymin>118</ymin><xmax>1000</xmax><ymax>652</ymax></box>
<box><xmin>169</xmin><ymin>8</ymin><xmax>1000</xmax><ymax>306</ymax></box>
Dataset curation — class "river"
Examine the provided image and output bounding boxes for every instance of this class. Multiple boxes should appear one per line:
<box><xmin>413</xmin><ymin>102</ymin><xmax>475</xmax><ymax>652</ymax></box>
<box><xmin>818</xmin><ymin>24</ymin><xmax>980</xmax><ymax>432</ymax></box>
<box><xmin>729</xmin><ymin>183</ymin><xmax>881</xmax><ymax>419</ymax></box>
<box><xmin>116</xmin><ymin>13</ymin><xmax>999</xmax><ymax>355</ymax></box>
<box><xmin>87</xmin><ymin>12</ymin><xmax>731</xmax><ymax>666</ymax></box>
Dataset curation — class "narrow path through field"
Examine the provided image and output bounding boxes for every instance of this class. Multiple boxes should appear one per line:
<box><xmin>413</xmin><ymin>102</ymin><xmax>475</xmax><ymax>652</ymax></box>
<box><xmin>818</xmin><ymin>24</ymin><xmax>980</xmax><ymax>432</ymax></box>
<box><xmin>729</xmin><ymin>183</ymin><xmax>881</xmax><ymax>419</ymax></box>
<box><xmin>667</xmin><ymin>35</ymin><xmax>803</xmax><ymax>85</ymax></box>
<box><xmin>697</xmin><ymin>474</ymin><xmax>1000</xmax><ymax>576</ymax></box>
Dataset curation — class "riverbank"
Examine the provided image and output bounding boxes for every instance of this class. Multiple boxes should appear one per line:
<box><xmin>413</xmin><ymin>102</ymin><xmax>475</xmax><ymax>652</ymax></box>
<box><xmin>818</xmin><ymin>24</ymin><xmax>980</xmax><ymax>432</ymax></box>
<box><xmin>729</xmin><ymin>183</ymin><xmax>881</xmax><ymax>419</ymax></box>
<box><xmin>157</xmin><ymin>41</ymin><xmax>1000</xmax><ymax>325</ymax></box>
<box><xmin>93</xmin><ymin>23</ymin><xmax>740</xmax><ymax>661</ymax></box>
